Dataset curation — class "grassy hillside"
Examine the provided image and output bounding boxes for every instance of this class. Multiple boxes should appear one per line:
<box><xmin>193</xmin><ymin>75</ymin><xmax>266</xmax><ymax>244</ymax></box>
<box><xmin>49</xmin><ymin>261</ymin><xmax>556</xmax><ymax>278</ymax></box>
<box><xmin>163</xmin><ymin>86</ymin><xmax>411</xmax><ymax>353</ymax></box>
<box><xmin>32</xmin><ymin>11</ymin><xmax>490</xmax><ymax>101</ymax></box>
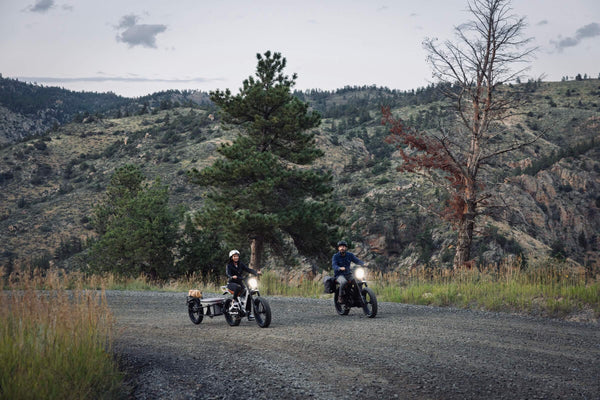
<box><xmin>1</xmin><ymin>80</ymin><xmax>599</xmax><ymax>274</ymax></box>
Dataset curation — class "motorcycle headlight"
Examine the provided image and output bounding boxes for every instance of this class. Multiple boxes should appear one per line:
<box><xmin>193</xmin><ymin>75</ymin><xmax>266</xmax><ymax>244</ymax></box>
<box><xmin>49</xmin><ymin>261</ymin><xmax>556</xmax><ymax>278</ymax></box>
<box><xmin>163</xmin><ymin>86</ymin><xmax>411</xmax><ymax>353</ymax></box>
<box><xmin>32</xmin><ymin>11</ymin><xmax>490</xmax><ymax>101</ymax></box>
<box><xmin>248</xmin><ymin>277</ymin><xmax>258</xmax><ymax>290</ymax></box>
<box><xmin>355</xmin><ymin>268</ymin><xmax>365</xmax><ymax>280</ymax></box>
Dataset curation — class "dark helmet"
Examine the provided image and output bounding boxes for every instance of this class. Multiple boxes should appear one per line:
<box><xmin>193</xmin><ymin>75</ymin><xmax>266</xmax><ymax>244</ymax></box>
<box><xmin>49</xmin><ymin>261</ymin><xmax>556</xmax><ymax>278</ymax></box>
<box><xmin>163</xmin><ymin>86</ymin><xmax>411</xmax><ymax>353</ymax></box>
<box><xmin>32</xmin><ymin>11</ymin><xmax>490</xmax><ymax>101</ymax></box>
<box><xmin>337</xmin><ymin>240</ymin><xmax>348</xmax><ymax>247</ymax></box>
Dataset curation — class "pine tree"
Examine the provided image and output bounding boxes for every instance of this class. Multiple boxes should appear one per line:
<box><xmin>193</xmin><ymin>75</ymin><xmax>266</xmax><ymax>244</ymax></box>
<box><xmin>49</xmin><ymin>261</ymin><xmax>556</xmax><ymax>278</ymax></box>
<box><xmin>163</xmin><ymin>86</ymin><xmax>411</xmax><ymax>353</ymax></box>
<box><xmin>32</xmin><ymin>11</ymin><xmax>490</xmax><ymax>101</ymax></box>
<box><xmin>89</xmin><ymin>165</ymin><xmax>179</xmax><ymax>279</ymax></box>
<box><xmin>189</xmin><ymin>51</ymin><xmax>341</xmax><ymax>268</ymax></box>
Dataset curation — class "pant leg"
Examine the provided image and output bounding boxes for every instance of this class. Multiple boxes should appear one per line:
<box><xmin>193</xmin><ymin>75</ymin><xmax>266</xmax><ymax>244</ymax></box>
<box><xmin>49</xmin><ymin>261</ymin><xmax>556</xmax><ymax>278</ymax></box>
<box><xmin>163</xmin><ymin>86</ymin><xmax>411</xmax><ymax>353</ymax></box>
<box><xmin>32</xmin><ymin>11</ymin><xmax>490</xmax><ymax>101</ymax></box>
<box><xmin>227</xmin><ymin>282</ymin><xmax>242</xmax><ymax>300</ymax></box>
<box><xmin>336</xmin><ymin>275</ymin><xmax>348</xmax><ymax>298</ymax></box>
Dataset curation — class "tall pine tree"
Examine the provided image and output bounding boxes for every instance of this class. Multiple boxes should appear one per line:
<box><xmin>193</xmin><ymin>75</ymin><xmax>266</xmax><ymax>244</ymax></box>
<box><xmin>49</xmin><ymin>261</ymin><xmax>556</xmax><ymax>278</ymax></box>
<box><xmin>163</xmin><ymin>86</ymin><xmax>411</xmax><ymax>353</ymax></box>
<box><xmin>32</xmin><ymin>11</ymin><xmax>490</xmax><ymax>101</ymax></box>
<box><xmin>189</xmin><ymin>51</ymin><xmax>341</xmax><ymax>269</ymax></box>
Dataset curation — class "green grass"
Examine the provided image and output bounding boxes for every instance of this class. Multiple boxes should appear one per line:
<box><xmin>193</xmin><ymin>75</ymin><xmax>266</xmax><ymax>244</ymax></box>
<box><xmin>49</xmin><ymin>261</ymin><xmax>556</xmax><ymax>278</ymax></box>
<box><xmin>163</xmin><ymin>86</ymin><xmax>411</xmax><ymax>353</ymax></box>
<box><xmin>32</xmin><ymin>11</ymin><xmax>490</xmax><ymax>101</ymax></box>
<box><xmin>369</xmin><ymin>258</ymin><xmax>600</xmax><ymax>319</ymax></box>
<box><xmin>0</xmin><ymin>269</ymin><xmax>125</xmax><ymax>400</ymax></box>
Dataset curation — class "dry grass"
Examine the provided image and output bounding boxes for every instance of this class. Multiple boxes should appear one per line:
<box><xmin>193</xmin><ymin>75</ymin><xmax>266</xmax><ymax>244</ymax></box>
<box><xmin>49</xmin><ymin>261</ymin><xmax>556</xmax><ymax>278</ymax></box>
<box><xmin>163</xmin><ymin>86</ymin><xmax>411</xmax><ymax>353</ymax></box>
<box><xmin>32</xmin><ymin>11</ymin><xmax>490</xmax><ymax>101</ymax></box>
<box><xmin>0</xmin><ymin>268</ymin><xmax>125</xmax><ymax>399</ymax></box>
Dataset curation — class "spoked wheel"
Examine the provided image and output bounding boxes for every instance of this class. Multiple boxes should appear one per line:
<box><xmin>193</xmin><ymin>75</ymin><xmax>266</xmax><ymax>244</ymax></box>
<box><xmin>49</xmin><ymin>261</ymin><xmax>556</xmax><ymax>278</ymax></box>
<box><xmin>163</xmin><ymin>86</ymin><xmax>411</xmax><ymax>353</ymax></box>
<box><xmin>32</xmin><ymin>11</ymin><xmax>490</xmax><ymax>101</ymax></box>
<box><xmin>188</xmin><ymin>298</ymin><xmax>203</xmax><ymax>324</ymax></box>
<box><xmin>253</xmin><ymin>297</ymin><xmax>272</xmax><ymax>328</ymax></box>
<box><xmin>361</xmin><ymin>287</ymin><xmax>378</xmax><ymax>318</ymax></box>
<box><xmin>223</xmin><ymin>299</ymin><xmax>241</xmax><ymax>326</ymax></box>
<box><xmin>333</xmin><ymin>291</ymin><xmax>350</xmax><ymax>315</ymax></box>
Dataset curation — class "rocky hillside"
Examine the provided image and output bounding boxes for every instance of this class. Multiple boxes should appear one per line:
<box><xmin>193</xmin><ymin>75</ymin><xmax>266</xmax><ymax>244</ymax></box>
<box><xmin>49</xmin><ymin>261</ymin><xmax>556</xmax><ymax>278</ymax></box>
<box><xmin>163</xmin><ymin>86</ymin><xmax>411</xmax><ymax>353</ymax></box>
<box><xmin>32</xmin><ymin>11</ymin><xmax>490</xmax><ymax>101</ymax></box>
<box><xmin>0</xmin><ymin>79</ymin><xmax>598</xmax><ymax>272</ymax></box>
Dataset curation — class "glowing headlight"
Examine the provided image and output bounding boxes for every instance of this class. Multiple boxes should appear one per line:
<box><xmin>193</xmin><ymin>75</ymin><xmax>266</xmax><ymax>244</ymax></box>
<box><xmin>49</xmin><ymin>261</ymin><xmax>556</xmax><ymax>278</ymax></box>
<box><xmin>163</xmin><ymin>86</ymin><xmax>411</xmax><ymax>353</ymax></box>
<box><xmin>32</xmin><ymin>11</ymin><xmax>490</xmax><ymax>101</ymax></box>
<box><xmin>248</xmin><ymin>277</ymin><xmax>258</xmax><ymax>290</ymax></box>
<box><xmin>355</xmin><ymin>268</ymin><xmax>365</xmax><ymax>280</ymax></box>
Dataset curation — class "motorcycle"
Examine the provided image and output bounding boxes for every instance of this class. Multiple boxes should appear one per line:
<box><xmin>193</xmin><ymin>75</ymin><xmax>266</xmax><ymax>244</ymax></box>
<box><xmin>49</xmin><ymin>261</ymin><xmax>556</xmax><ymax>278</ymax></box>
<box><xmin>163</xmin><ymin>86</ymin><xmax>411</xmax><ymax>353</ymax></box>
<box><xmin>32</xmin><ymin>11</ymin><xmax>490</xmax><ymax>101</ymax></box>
<box><xmin>187</xmin><ymin>275</ymin><xmax>272</xmax><ymax>328</ymax></box>
<box><xmin>331</xmin><ymin>267</ymin><xmax>377</xmax><ymax>318</ymax></box>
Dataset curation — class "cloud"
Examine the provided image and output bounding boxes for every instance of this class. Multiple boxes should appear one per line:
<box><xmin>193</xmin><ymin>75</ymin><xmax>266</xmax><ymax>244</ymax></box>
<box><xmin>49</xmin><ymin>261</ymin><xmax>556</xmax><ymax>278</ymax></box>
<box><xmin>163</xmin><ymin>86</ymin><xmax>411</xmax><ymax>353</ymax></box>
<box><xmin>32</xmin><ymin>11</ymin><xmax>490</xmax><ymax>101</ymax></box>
<box><xmin>117</xmin><ymin>14</ymin><xmax>138</xmax><ymax>29</ymax></box>
<box><xmin>537</xmin><ymin>20</ymin><xmax>548</xmax><ymax>26</ymax></box>
<box><xmin>552</xmin><ymin>22</ymin><xmax>600</xmax><ymax>51</ymax></box>
<box><xmin>115</xmin><ymin>14</ymin><xmax>167</xmax><ymax>48</ymax></box>
<box><xmin>576</xmin><ymin>22</ymin><xmax>600</xmax><ymax>39</ymax></box>
<box><xmin>26</xmin><ymin>0</ymin><xmax>54</xmax><ymax>13</ymax></box>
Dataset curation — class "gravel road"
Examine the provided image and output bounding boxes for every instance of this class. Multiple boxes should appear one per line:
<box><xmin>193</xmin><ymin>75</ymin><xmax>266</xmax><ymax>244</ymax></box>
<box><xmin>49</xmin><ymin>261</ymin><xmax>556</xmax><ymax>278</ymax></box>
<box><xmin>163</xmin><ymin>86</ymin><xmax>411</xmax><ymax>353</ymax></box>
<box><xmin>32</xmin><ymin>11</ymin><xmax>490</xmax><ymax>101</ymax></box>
<box><xmin>106</xmin><ymin>291</ymin><xmax>600</xmax><ymax>400</ymax></box>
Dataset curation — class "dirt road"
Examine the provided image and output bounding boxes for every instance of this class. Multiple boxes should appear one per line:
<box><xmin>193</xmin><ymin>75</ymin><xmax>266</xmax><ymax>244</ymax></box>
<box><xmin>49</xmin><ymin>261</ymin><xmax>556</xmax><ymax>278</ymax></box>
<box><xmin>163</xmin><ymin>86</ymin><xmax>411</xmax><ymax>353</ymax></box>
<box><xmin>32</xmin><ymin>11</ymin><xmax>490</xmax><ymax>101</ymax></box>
<box><xmin>106</xmin><ymin>291</ymin><xmax>600</xmax><ymax>399</ymax></box>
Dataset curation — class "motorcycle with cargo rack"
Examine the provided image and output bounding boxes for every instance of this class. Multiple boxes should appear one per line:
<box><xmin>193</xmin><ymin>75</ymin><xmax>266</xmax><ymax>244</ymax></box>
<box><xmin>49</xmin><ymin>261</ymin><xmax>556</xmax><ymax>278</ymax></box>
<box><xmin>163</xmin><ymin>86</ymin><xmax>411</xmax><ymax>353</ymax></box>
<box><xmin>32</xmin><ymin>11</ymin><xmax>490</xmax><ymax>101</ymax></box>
<box><xmin>187</xmin><ymin>275</ymin><xmax>272</xmax><ymax>328</ymax></box>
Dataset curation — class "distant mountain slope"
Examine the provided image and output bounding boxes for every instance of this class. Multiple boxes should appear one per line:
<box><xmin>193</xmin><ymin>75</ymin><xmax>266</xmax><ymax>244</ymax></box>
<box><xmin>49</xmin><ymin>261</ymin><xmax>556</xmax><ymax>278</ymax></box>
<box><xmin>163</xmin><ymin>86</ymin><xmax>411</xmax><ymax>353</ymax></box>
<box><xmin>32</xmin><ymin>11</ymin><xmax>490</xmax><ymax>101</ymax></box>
<box><xmin>0</xmin><ymin>75</ymin><xmax>213</xmax><ymax>145</ymax></box>
<box><xmin>0</xmin><ymin>79</ymin><xmax>598</xmax><ymax>272</ymax></box>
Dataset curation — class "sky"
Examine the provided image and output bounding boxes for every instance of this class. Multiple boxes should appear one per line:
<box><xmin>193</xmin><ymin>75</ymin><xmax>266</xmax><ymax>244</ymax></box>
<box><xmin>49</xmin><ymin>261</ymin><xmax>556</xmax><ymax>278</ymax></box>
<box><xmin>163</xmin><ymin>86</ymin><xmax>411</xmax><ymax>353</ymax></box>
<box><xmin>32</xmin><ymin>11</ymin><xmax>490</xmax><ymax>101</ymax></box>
<box><xmin>1</xmin><ymin>0</ymin><xmax>599</xmax><ymax>98</ymax></box>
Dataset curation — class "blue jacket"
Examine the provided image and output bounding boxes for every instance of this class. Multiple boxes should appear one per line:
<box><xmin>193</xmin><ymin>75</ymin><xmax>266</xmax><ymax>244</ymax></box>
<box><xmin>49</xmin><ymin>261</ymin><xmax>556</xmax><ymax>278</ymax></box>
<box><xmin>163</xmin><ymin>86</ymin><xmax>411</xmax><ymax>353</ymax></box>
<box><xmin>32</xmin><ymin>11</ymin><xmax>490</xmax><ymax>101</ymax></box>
<box><xmin>332</xmin><ymin>251</ymin><xmax>364</xmax><ymax>278</ymax></box>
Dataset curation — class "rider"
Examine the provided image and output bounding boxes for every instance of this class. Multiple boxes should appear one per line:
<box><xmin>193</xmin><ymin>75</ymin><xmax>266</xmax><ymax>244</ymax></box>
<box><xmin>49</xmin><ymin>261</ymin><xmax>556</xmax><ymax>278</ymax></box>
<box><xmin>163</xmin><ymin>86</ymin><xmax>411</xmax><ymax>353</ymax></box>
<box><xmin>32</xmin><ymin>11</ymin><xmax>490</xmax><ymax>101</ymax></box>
<box><xmin>226</xmin><ymin>249</ymin><xmax>261</xmax><ymax>320</ymax></box>
<box><xmin>332</xmin><ymin>240</ymin><xmax>365</xmax><ymax>302</ymax></box>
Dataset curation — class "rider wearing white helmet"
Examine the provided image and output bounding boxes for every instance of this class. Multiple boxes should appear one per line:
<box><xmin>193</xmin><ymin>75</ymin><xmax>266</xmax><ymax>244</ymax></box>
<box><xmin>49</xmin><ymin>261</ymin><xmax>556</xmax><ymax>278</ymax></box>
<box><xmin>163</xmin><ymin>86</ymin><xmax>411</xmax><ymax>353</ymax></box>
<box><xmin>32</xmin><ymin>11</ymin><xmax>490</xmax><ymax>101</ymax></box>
<box><xmin>226</xmin><ymin>249</ymin><xmax>261</xmax><ymax>319</ymax></box>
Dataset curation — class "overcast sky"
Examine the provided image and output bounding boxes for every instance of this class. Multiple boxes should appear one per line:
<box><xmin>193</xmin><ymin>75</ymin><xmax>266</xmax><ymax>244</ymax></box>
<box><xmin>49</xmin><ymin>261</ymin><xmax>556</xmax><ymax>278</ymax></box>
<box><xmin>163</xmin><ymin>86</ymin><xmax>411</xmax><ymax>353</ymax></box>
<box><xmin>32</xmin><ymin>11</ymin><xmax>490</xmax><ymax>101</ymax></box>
<box><xmin>1</xmin><ymin>0</ymin><xmax>599</xmax><ymax>98</ymax></box>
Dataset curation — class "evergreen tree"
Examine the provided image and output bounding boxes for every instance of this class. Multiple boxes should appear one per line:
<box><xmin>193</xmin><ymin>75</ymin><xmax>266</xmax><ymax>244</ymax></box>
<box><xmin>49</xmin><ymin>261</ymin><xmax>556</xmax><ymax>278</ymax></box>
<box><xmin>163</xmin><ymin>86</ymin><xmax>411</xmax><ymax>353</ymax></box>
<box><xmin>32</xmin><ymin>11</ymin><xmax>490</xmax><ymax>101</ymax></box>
<box><xmin>189</xmin><ymin>51</ymin><xmax>341</xmax><ymax>268</ymax></box>
<box><xmin>89</xmin><ymin>165</ymin><xmax>179</xmax><ymax>279</ymax></box>
<box><xmin>176</xmin><ymin>214</ymin><xmax>227</xmax><ymax>278</ymax></box>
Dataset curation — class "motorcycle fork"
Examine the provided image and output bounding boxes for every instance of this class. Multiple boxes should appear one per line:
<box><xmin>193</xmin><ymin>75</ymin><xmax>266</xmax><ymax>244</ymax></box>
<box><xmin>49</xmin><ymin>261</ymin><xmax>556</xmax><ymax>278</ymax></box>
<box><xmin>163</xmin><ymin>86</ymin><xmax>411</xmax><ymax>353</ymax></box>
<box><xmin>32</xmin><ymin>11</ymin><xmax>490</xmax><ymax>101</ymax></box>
<box><xmin>240</xmin><ymin>289</ymin><xmax>253</xmax><ymax>312</ymax></box>
<box><xmin>356</xmin><ymin>281</ymin><xmax>367</xmax><ymax>306</ymax></box>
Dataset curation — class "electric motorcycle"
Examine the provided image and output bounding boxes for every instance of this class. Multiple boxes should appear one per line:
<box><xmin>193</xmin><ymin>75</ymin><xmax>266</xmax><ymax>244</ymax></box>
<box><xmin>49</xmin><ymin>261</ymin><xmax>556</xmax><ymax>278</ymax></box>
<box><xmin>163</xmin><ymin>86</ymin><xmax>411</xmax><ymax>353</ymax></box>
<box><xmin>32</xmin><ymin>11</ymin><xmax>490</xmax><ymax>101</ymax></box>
<box><xmin>331</xmin><ymin>267</ymin><xmax>377</xmax><ymax>318</ymax></box>
<box><xmin>187</xmin><ymin>275</ymin><xmax>271</xmax><ymax>328</ymax></box>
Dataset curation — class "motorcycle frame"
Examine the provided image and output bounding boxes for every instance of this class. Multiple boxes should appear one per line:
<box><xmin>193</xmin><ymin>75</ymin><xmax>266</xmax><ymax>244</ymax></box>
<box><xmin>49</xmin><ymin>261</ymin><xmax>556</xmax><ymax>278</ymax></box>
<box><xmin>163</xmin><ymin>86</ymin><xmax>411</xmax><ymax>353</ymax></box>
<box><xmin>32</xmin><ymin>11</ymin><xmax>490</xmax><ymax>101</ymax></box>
<box><xmin>225</xmin><ymin>276</ymin><xmax>260</xmax><ymax>317</ymax></box>
<box><xmin>338</xmin><ymin>275</ymin><xmax>368</xmax><ymax>308</ymax></box>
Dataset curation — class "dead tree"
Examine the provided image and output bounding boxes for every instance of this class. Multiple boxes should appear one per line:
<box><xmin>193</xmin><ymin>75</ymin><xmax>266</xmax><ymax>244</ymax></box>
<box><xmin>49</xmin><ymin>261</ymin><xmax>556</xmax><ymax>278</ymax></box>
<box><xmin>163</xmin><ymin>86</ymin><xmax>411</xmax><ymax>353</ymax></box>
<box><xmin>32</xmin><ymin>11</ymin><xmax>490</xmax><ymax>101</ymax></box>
<box><xmin>383</xmin><ymin>0</ymin><xmax>539</xmax><ymax>268</ymax></box>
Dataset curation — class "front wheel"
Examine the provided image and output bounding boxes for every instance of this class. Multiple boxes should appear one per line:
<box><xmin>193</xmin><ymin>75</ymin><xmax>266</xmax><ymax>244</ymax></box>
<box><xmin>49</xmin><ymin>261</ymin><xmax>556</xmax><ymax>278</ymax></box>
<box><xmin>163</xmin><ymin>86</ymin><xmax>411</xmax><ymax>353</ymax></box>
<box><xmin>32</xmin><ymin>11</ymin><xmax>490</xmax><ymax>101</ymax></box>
<box><xmin>334</xmin><ymin>291</ymin><xmax>349</xmax><ymax>315</ymax></box>
<box><xmin>361</xmin><ymin>287</ymin><xmax>378</xmax><ymax>318</ymax></box>
<box><xmin>188</xmin><ymin>298</ymin><xmax>203</xmax><ymax>324</ymax></box>
<box><xmin>223</xmin><ymin>299</ymin><xmax>241</xmax><ymax>326</ymax></box>
<box><xmin>253</xmin><ymin>297</ymin><xmax>272</xmax><ymax>328</ymax></box>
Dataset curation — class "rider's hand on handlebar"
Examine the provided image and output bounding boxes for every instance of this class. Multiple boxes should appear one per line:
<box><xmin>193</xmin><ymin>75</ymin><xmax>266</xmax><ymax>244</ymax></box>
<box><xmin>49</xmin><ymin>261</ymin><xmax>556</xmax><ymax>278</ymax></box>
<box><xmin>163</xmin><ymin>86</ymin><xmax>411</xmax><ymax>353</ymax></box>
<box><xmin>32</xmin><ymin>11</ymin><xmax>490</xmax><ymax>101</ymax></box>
<box><xmin>340</xmin><ymin>267</ymin><xmax>346</xmax><ymax>271</ymax></box>
<box><xmin>232</xmin><ymin>275</ymin><xmax>237</xmax><ymax>279</ymax></box>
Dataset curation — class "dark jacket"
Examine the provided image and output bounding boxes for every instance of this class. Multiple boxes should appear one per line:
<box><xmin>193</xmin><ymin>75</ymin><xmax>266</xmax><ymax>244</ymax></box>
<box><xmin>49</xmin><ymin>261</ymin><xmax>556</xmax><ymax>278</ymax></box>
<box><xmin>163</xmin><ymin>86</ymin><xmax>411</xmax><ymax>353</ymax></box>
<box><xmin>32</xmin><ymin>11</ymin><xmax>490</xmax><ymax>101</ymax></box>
<box><xmin>226</xmin><ymin>261</ymin><xmax>258</xmax><ymax>285</ymax></box>
<box><xmin>332</xmin><ymin>251</ymin><xmax>364</xmax><ymax>278</ymax></box>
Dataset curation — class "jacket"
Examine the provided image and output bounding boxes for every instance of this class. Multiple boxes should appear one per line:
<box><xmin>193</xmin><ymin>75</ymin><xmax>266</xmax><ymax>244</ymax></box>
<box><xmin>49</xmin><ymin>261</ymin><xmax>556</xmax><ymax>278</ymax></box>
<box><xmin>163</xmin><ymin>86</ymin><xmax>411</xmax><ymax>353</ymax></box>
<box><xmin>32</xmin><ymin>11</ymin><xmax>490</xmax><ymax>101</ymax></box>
<box><xmin>332</xmin><ymin>251</ymin><xmax>364</xmax><ymax>278</ymax></box>
<box><xmin>226</xmin><ymin>261</ymin><xmax>258</xmax><ymax>285</ymax></box>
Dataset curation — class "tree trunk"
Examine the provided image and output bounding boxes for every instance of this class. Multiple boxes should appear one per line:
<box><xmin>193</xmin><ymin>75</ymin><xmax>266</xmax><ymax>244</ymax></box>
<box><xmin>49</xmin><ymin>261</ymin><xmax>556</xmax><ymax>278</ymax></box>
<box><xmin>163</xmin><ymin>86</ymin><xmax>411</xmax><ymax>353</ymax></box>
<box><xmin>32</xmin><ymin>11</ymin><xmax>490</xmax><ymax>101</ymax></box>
<box><xmin>249</xmin><ymin>237</ymin><xmax>264</xmax><ymax>270</ymax></box>
<box><xmin>453</xmin><ymin>204</ymin><xmax>475</xmax><ymax>269</ymax></box>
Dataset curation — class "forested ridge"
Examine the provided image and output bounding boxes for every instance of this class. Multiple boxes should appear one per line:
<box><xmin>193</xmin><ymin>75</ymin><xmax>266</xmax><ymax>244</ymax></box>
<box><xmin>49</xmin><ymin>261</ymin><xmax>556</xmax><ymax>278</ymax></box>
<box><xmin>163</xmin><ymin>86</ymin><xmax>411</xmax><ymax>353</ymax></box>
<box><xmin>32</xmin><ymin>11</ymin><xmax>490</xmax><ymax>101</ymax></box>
<box><xmin>0</xmin><ymin>74</ymin><xmax>599</xmax><ymax>277</ymax></box>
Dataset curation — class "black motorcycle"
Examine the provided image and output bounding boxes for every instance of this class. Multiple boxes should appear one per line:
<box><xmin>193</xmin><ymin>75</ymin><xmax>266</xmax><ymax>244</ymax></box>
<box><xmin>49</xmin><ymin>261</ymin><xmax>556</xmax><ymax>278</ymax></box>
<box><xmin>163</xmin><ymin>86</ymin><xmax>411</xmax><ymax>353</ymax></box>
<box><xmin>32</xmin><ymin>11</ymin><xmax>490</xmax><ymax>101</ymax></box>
<box><xmin>187</xmin><ymin>275</ymin><xmax>271</xmax><ymax>328</ymax></box>
<box><xmin>327</xmin><ymin>267</ymin><xmax>377</xmax><ymax>318</ymax></box>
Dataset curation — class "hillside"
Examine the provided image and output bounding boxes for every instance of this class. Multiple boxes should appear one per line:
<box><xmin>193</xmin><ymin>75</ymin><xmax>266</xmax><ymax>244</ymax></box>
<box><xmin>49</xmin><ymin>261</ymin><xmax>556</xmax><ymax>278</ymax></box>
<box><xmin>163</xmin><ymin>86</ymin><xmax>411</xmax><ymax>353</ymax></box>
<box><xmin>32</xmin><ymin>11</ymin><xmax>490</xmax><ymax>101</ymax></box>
<box><xmin>0</xmin><ymin>75</ymin><xmax>213</xmax><ymax>145</ymax></box>
<box><xmin>0</xmin><ymin>79</ymin><xmax>599</xmax><ymax>273</ymax></box>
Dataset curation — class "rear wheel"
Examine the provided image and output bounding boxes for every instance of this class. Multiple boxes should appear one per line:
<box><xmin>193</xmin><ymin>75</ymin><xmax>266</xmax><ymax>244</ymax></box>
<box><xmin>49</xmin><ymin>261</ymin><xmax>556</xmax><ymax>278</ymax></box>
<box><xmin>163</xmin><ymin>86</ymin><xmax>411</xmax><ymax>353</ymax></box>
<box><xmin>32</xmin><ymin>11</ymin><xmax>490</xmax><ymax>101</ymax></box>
<box><xmin>188</xmin><ymin>298</ymin><xmax>203</xmax><ymax>324</ymax></box>
<box><xmin>223</xmin><ymin>299</ymin><xmax>241</xmax><ymax>326</ymax></box>
<box><xmin>361</xmin><ymin>287</ymin><xmax>378</xmax><ymax>318</ymax></box>
<box><xmin>334</xmin><ymin>291</ymin><xmax>350</xmax><ymax>315</ymax></box>
<box><xmin>253</xmin><ymin>297</ymin><xmax>272</xmax><ymax>328</ymax></box>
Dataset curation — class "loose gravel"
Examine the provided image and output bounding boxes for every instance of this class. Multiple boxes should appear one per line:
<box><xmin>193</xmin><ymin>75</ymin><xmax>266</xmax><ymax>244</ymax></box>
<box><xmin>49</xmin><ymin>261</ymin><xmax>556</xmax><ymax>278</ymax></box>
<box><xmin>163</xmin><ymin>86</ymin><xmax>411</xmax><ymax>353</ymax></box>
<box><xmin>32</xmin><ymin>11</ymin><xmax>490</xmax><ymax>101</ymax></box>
<box><xmin>106</xmin><ymin>291</ymin><xmax>600</xmax><ymax>400</ymax></box>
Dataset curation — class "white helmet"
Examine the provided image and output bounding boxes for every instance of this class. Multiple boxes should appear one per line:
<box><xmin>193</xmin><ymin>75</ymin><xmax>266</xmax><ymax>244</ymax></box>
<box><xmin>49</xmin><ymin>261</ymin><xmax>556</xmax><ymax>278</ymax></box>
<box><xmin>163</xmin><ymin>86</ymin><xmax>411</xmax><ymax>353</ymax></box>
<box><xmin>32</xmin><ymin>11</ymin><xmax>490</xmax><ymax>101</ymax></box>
<box><xmin>229</xmin><ymin>249</ymin><xmax>240</xmax><ymax>258</ymax></box>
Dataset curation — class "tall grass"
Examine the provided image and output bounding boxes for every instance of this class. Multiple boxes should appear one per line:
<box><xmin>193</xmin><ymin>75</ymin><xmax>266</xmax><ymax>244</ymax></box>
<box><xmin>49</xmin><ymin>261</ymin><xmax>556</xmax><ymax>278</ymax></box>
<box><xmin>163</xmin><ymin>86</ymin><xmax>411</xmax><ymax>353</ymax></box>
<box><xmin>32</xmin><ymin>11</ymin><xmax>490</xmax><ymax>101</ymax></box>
<box><xmin>371</xmin><ymin>258</ymin><xmax>600</xmax><ymax>319</ymax></box>
<box><xmin>0</xmin><ymin>268</ymin><xmax>125</xmax><ymax>400</ymax></box>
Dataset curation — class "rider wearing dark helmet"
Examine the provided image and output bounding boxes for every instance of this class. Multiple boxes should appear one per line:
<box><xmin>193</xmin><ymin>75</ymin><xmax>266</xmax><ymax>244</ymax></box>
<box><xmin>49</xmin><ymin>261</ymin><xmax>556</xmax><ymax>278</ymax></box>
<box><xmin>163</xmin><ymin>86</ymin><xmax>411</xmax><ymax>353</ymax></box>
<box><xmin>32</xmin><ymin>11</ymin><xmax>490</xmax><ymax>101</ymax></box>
<box><xmin>332</xmin><ymin>240</ymin><xmax>364</xmax><ymax>302</ymax></box>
